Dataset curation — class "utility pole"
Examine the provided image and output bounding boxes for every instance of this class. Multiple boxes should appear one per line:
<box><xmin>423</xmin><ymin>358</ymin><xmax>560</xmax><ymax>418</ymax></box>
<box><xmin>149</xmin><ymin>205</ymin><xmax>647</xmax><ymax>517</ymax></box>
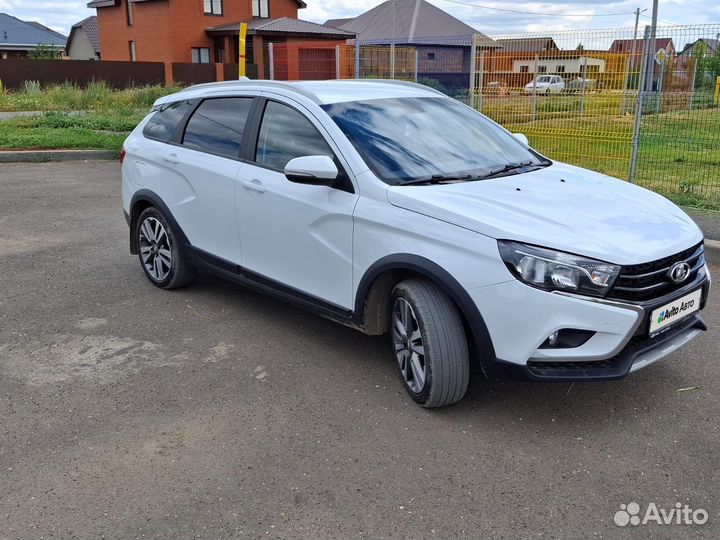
<box><xmin>622</xmin><ymin>8</ymin><xmax>645</xmax><ymax>114</ymax></box>
<box><xmin>645</xmin><ymin>0</ymin><xmax>659</xmax><ymax>93</ymax></box>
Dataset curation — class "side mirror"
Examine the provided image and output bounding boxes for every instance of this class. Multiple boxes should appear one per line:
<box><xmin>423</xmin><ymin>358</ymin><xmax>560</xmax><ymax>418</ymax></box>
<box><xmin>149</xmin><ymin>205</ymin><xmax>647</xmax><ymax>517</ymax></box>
<box><xmin>284</xmin><ymin>155</ymin><xmax>338</xmax><ymax>185</ymax></box>
<box><xmin>513</xmin><ymin>133</ymin><xmax>529</xmax><ymax>146</ymax></box>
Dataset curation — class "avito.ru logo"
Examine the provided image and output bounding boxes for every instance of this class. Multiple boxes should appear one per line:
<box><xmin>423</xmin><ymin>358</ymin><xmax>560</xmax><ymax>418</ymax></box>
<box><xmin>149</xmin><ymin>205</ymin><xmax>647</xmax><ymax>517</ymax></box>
<box><xmin>614</xmin><ymin>501</ymin><xmax>709</xmax><ymax>527</ymax></box>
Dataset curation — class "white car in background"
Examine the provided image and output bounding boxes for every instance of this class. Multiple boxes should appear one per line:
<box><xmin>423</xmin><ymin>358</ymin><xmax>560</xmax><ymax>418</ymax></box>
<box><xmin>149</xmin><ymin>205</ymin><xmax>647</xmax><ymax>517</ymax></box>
<box><xmin>525</xmin><ymin>75</ymin><xmax>565</xmax><ymax>94</ymax></box>
<box><xmin>121</xmin><ymin>79</ymin><xmax>710</xmax><ymax>408</ymax></box>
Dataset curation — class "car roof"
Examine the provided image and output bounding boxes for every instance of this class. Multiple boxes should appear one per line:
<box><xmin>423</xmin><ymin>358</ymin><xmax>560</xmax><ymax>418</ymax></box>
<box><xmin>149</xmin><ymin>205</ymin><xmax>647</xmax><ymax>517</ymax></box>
<box><xmin>158</xmin><ymin>79</ymin><xmax>445</xmax><ymax>107</ymax></box>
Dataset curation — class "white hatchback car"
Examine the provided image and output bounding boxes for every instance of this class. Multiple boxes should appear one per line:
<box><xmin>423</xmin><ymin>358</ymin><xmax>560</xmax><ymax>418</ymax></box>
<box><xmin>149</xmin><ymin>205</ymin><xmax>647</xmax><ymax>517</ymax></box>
<box><xmin>121</xmin><ymin>80</ymin><xmax>710</xmax><ymax>408</ymax></box>
<box><xmin>524</xmin><ymin>75</ymin><xmax>565</xmax><ymax>94</ymax></box>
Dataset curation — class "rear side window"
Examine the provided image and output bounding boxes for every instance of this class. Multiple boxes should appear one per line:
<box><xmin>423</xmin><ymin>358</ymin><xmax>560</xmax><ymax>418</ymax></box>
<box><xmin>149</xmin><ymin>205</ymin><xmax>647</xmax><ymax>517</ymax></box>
<box><xmin>182</xmin><ymin>97</ymin><xmax>253</xmax><ymax>158</ymax></box>
<box><xmin>255</xmin><ymin>101</ymin><xmax>333</xmax><ymax>171</ymax></box>
<box><xmin>143</xmin><ymin>100</ymin><xmax>194</xmax><ymax>142</ymax></box>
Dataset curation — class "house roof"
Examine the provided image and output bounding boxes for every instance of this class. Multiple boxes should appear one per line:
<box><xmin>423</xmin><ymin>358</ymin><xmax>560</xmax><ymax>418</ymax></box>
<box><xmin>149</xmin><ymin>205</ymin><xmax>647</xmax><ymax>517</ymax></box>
<box><xmin>333</xmin><ymin>0</ymin><xmax>496</xmax><ymax>47</ymax></box>
<box><xmin>324</xmin><ymin>18</ymin><xmax>354</xmax><ymax>29</ymax></box>
<box><xmin>207</xmin><ymin>17</ymin><xmax>355</xmax><ymax>38</ymax></box>
<box><xmin>88</xmin><ymin>0</ymin><xmax>307</xmax><ymax>9</ymax></box>
<box><xmin>609</xmin><ymin>38</ymin><xmax>674</xmax><ymax>53</ymax></box>
<box><xmin>495</xmin><ymin>37</ymin><xmax>558</xmax><ymax>53</ymax></box>
<box><xmin>679</xmin><ymin>38</ymin><xmax>719</xmax><ymax>56</ymax></box>
<box><xmin>25</xmin><ymin>21</ymin><xmax>67</xmax><ymax>41</ymax></box>
<box><xmin>67</xmin><ymin>16</ymin><xmax>100</xmax><ymax>55</ymax></box>
<box><xmin>0</xmin><ymin>13</ymin><xmax>67</xmax><ymax>49</ymax></box>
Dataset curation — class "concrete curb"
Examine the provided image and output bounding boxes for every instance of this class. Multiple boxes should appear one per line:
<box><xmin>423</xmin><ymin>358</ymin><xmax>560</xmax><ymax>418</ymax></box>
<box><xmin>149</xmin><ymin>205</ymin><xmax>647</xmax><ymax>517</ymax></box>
<box><xmin>0</xmin><ymin>110</ymin><xmax>87</xmax><ymax>120</ymax></box>
<box><xmin>705</xmin><ymin>239</ymin><xmax>720</xmax><ymax>266</ymax></box>
<box><xmin>0</xmin><ymin>150</ymin><xmax>118</xmax><ymax>163</ymax></box>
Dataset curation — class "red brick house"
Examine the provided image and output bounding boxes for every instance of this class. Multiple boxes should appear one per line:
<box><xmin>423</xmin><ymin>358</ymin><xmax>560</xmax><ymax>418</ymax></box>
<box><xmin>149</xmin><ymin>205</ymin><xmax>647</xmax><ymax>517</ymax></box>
<box><xmin>87</xmin><ymin>0</ymin><xmax>353</xmax><ymax>79</ymax></box>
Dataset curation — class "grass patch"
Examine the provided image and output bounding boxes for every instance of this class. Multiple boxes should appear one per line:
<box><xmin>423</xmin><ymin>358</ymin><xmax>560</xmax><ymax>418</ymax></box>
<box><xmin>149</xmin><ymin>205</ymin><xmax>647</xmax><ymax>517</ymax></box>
<box><xmin>492</xmin><ymin>101</ymin><xmax>720</xmax><ymax>210</ymax></box>
<box><xmin>0</xmin><ymin>110</ymin><xmax>147</xmax><ymax>152</ymax></box>
<box><xmin>0</xmin><ymin>81</ymin><xmax>183</xmax><ymax>112</ymax></box>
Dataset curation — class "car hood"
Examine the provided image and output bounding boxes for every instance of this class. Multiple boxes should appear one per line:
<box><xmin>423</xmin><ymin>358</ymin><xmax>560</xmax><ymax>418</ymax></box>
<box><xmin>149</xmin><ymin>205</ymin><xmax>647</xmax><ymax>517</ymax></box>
<box><xmin>386</xmin><ymin>162</ymin><xmax>703</xmax><ymax>265</ymax></box>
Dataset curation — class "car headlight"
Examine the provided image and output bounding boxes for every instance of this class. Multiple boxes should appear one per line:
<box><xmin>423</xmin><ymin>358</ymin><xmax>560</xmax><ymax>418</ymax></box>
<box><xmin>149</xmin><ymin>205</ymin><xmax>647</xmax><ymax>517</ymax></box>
<box><xmin>498</xmin><ymin>240</ymin><xmax>620</xmax><ymax>297</ymax></box>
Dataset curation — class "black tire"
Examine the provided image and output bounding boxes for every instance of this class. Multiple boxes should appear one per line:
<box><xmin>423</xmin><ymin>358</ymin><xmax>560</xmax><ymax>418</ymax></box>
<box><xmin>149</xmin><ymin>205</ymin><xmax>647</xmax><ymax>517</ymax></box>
<box><xmin>136</xmin><ymin>206</ymin><xmax>194</xmax><ymax>289</ymax></box>
<box><xmin>390</xmin><ymin>279</ymin><xmax>470</xmax><ymax>408</ymax></box>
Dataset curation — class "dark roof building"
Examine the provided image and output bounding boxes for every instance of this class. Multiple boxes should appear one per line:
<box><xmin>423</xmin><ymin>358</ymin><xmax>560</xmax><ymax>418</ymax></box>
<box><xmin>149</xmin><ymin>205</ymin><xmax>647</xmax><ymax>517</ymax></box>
<box><xmin>326</xmin><ymin>0</ymin><xmax>496</xmax><ymax>47</ymax></box>
<box><xmin>495</xmin><ymin>37</ymin><xmax>558</xmax><ymax>53</ymax></box>
<box><xmin>0</xmin><ymin>12</ymin><xmax>66</xmax><ymax>58</ymax></box>
<box><xmin>206</xmin><ymin>17</ymin><xmax>355</xmax><ymax>40</ymax></box>
<box><xmin>66</xmin><ymin>16</ymin><xmax>101</xmax><ymax>60</ymax></box>
<box><xmin>609</xmin><ymin>37</ymin><xmax>675</xmax><ymax>55</ymax></box>
<box><xmin>679</xmin><ymin>38</ymin><xmax>719</xmax><ymax>57</ymax></box>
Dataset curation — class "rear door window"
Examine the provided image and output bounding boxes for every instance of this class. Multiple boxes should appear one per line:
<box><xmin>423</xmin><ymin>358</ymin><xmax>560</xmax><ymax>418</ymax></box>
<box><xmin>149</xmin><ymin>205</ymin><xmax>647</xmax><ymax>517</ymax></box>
<box><xmin>142</xmin><ymin>100</ymin><xmax>194</xmax><ymax>142</ymax></box>
<box><xmin>182</xmin><ymin>97</ymin><xmax>253</xmax><ymax>158</ymax></box>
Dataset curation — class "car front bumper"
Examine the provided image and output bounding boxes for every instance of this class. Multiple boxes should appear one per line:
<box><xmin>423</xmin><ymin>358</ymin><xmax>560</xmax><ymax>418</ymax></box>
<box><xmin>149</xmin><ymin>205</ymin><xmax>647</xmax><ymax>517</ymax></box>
<box><xmin>469</xmin><ymin>265</ymin><xmax>711</xmax><ymax>381</ymax></box>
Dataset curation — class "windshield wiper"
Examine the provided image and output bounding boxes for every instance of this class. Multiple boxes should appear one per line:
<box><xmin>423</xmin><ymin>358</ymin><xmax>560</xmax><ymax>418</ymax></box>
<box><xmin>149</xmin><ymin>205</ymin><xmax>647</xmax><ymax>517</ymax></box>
<box><xmin>398</xmin><ymin>174</ymin><xmax>473</xmax><ymax>186</ymax></box>
<box><xmin>479</xmin><ymin>160</ymin><xmax>549</xmax><ymax>180</ymax></box>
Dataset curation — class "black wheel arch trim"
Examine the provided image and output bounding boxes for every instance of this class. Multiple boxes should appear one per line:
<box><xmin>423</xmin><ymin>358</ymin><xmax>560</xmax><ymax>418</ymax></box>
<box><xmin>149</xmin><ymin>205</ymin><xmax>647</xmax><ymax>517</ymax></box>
<box><xmin>354</xmin><ymin>254</ymin><xmax>497</xmax><ymax>369</ymax></box>
<box><xmin>128</xmin><ymin>189</ymin><xmax>192</xmax><ymax>255</ymax></box>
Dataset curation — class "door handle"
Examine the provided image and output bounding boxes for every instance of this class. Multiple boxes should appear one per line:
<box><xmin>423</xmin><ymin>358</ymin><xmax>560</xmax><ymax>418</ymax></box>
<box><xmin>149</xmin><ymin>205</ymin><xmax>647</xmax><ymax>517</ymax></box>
<box><xmin>241</xmin><ymin>178</ymin><xmax>266</xmax><ymax>193</ymax></box>
<box><xmin>162</xmin><ymin>152</ymin><xmax>180</xmax><ymax>164</ymax></box>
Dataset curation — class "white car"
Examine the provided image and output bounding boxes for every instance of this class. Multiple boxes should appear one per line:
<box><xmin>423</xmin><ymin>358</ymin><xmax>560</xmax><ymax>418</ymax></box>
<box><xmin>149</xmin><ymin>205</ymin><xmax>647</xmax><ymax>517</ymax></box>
<box><xmin>121</xmin><ymin>80</ymin><xmax>710</xmax><ymax>408</ymax></box>
<box><xmin>524</xmin><ymin>75</ymin><xmax>565</xmax><ymax>94</ymax></box>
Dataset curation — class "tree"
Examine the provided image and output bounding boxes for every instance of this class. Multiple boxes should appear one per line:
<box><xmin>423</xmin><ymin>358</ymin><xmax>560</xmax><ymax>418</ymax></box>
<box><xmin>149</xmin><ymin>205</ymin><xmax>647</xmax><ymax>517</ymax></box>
<box><xmin>28</xmin><ymin>44</ymin><xmax>61</xmax><ymax>60</ymax></box>
<box><xmin>576</xmin><ymin>43</ymin><xmax>585</xmax><ymax>51</ymax></box>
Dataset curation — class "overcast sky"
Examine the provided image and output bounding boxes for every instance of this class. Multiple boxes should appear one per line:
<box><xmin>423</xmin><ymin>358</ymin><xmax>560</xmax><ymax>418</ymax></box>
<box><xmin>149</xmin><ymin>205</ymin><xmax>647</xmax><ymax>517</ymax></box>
<box><xmin>1</xmin><ymin>0</ymin><xmax>718</xmax><ymax>40</ymax></box>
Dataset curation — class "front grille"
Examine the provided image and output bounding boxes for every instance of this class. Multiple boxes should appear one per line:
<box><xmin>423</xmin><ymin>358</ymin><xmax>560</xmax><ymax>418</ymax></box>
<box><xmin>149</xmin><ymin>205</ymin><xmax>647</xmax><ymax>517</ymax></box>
<box><xmin>608</xmin><ymin>242</ymin><xmax>704</xmax><ymax>302</ymax></box>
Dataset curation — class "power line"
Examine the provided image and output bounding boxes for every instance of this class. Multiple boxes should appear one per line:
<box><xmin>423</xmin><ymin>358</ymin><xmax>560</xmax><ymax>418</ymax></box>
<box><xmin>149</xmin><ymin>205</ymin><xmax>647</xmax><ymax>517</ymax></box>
<box><xmin>436</xmin><ymin>0</ymin><xmax>640</xmax><ymax>18</ymax></box>
<box><xmin>639</xmin><ymin>13</ymin><xmax>680</xmax><ymax>26</ymax></box>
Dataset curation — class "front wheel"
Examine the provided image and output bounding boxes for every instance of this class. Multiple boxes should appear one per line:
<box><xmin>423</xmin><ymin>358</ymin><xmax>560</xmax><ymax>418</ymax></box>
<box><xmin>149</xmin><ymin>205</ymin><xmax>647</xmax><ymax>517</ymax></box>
<box><xmin>391</xmin><ymin>279</ymin><xmax>470</xmax><ymax>408</ymax></box>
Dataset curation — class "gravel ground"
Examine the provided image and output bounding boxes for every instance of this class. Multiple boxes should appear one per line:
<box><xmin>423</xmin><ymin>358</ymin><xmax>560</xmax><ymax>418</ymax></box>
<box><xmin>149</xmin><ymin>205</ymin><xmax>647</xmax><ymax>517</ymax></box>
<box><xmin>0</xmin><ymin>161</ymin><xmax>717</xmax><ymax>540</ymax></box>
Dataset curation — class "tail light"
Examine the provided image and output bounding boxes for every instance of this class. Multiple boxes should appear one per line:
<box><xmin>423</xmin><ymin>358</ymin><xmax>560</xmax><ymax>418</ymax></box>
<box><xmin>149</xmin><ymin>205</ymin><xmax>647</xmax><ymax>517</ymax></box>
<box><xmin>120</xmin><ymin>147</ymin><xmax>127</xmax><ymax>165</ymax></box>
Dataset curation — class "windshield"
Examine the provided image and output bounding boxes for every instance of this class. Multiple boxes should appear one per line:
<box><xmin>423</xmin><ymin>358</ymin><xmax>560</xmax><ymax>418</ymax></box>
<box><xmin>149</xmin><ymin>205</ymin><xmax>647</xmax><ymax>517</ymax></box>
<box><xmin>536</xmin><ymin>76</ymin><xmax>551</xmax><ymax>83</ymax></box>
<box><xmin>321</xmin><ymin>97</ymin><xmax>546</xmax><ymax>185</ymax></box>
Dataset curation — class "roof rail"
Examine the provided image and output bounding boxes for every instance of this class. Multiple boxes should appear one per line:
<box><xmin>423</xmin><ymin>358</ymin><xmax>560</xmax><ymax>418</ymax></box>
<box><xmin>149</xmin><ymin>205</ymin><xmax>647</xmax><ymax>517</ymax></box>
<box><xmin>335</xmin><ymin>78</ymin><xmax>446</xmax><ymax>97</ymax></box>
<box><xmin>178</xmin><ymin>78</ymin><xmax>322</xmax><ymax>103</ymax></box>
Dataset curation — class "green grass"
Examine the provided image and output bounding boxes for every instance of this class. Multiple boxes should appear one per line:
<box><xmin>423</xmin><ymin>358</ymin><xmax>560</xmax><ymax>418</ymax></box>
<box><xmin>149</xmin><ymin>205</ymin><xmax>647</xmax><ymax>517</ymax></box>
<box><xmin>0</xmin><ymin>110</ymin><xmax>147</xmax><ymax>152</ymax></box>
<box><xmin>0</xmin><ymin>81</ymin><xmax>183</xmax><ymax>112</ymax></box>
<box><xmin>493</xmin><ymin>101</ymin><xmax>720</xmax><ymax>210</ymax></box>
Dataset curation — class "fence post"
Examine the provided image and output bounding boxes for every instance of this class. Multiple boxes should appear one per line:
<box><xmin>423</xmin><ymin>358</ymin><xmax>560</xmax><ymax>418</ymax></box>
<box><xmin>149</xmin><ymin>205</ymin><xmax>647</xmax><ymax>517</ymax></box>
<box><xmin>268</xmin><ymin>42</ymin><xmax>274</xmax><ymax>80</ymax></box>
<box><xmin>531</xmin><ymin>54</ymin><xmax>538</xmax><ymax>122</ymax></box>
<box><xmin>335</xmin><ymin>45</ymin><xmax>341</xmax><ymax>79</ymax></box>
<box><xmin>355</xmin><ymin>42</ymin><xmax>360</xmax><ymax>79</ymax></box>
<box><xmin>579</xmin><ymin>56</ymin><xmax>587</xmax><ymax>116</ymax></box>
<box><xmin>414</xmin><ymin>48</ymin><xmax>418</xmax><ymax>83</ymax></box>
<box><xmin>688</xmin><ymin>57</ymin><xmax>698</xmax><ymax>110</ymax></box>
<box><xmin>629</xmin><ymin>26</ymin><xmax>651</xmax><ymax>184</ymax></box>
<box><xmin>477</xmin><ymin>50</ymin><xmax>485</xmax><ymax>113</ymax></box>
<box><xmin>469</xmin><ymin>35</ymin><xmax>477</xmax><ymax>109</ymax></box>
<box><xmin>390</xmin><ymin>42</ymin><xmax>395</xmax><ymax>79</ymax></box>
<box><xmin>656</xmin><ymin>61</ymin><xmax>665</xmax><ymax>113</ymax></box>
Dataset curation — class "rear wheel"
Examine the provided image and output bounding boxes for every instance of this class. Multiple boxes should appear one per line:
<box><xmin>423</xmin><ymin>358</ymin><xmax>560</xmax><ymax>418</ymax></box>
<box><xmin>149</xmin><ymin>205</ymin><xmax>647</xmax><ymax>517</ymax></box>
<box><xmin>391</xmin><ymin>279</ymin><xmax>469</xmax><ymax>408</ymax></box>
<box><xmin>136</xmin><ymin>207</ymin><xmax>194</xmax><ymax>289</ymax></box>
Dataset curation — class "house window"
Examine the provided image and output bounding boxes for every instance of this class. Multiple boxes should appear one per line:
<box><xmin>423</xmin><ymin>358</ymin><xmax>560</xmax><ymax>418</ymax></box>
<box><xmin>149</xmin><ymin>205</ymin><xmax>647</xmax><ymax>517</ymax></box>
<box><xmin>427</xmin><ymin>52</ymin><xmax>435</xmax><ymax>60</ymax></box>
<box><xmin>126</xmin><ymin>0</ymin><xmax>134</xmax><ymax>26</ymax></box>
<box><xmin>556</xmin><ymin>65</ymin><xmax>565</xmax><ymax>73</ymax></box>
<box><xmin>192</xmin><ymin>47</ymin><xmax>211</xmax><ymax>63</ymax></box>
<box><xmin>252</xmin><ymin>0</ymin><xmax>269</xmax><ymax>18</ymax></box>
<box><xmin>537</xmin><ymin>65</ymin><xmax>547</xmax><ymax>73</ymax></box>
<box><xmin>204</xmin><ymin>0</ymin><xmax>223</xmax><ymax>15</ymax></box>
<box><xmin>129</xmin><ymin>41</ymin><xmax>137</xmax><ymax>61</ymax></box>
<box><xmin>520</xmin><ymin>65</ymin><xmax>529</xmax><ymax>73</ymax></box>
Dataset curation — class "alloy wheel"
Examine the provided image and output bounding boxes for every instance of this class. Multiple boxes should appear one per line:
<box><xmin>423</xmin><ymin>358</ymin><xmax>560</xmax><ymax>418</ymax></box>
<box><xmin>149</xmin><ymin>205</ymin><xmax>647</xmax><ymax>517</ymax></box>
<box><xmin>392</xmin><ymin>297</ymin><xmax>426</xmax><ymax>393</ymax></box>
<box><xmin>139</xmin><ymin>217</ymin><xmax>172</xmax><ymax>281</ymax></box>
